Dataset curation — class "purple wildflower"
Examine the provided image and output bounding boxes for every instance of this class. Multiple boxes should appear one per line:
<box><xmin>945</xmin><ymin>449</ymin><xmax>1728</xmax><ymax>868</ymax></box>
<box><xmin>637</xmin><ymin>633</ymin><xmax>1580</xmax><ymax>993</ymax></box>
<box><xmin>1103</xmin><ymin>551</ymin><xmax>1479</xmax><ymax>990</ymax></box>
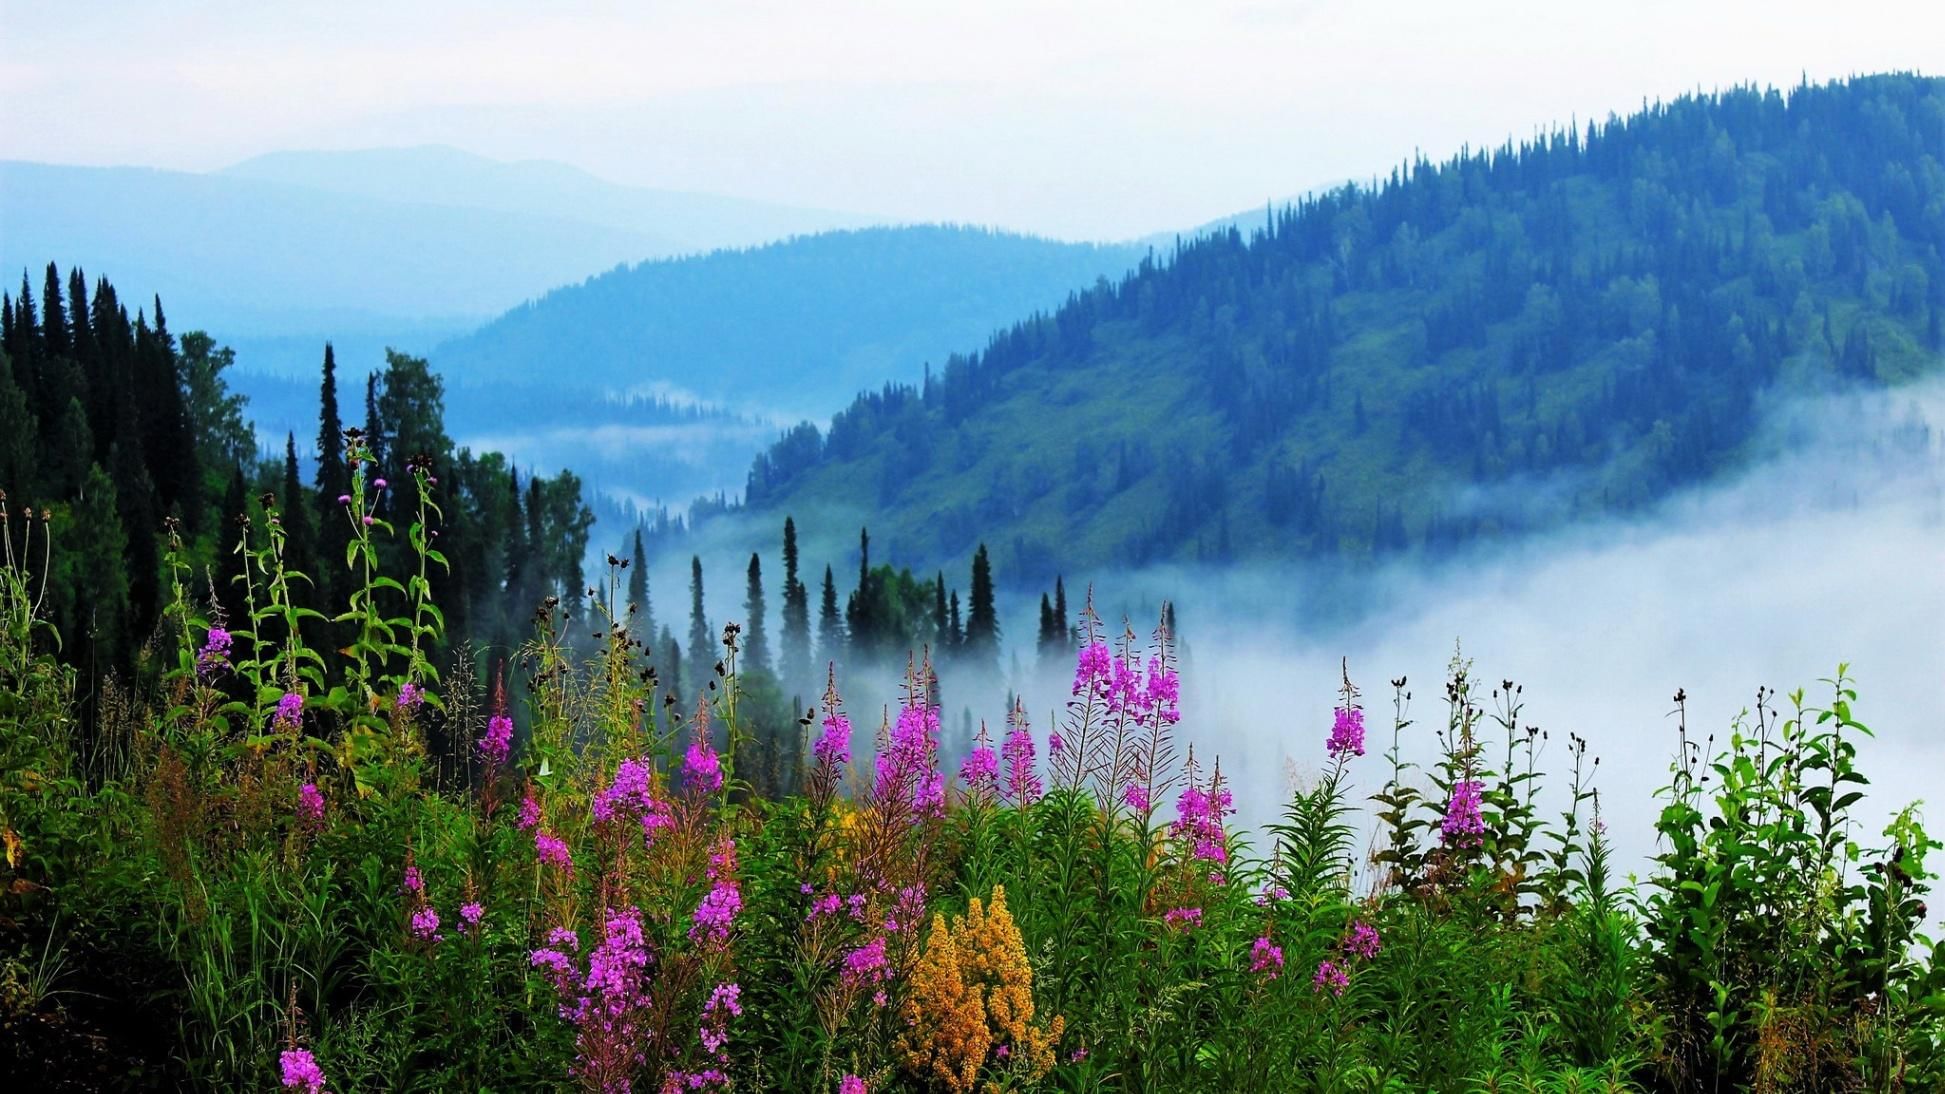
<box><xmin>698</xmin><ymin>982</ymin><xmax>743</xmax><ymax>1054</ymax></box>
<box><xmin>196</xmin><ymin>626</ymin><xmax>232</xmax><ymax>676</ymax></box>
<box><xmin>842</xmin><ymin>935</ymin><xmax>890</xmax><ymax>989</ymax></box>
<box><xmin>535</xmin><ymin>830</ymin><xmax>572</xmax><ymax>871</ymax></box>
<box><xmin>1171</xmin><ymin>782</ymin><xmax>1233</xmax><ymax>865</ymax></box>
<box><xmin>373</xmin><ymin>477</ymin><xmax>387</xmax><ymax>490</ymax></box>
<box><xmin>478</xmin><ymin>713</ymin><xmax>513</xmax><ymax>769</ymax></box>
<box><xmin>279</xmin><ymin>1048</ymin><xmax>327</xmax><ymax>1092</ymax></box>
<box><xmin>517</xmin><ymin>790</ymin><xmax>542</xmax><ymax>831</ymax></box>
<box><xmin>1073</xmin><ymin>640</ymin><xmax>1113</xmax><ymax>700</ymax></box>
<box><xmin>691</xmin><ymin>880</ymin><xmax>742</xmax><ymax>945</ymax></box>
<box><xmin>460</xmin><ymin>901</ymin><xmax>484</xmax><ymax>931</ymax></box>
<box><xmin>410</xmin><ymin>905</ymin><xmax>441</xmax><ymax>943</ymax></box>
<box><xmin>297</xmin><ymin>782</ymin><xmax>325</xmax><ymax>827</ymax></box>
<box><xmin>336</xmin><ymin>494</ymin><xmax>351</xmax><ymax>506</ymax></box>
<box><xmin>1326</xmin><ymin>705</ymin><xmax>1366</xmax><ymax>760</ymax></box>
<box><xmin>272</xmin><ymin>691</ymin><xmax>304</xmax><ymax>734</ymax></box>
<box><xmin>1313</xmin><ymin>959</ymin><xmax>1349</xmax><ymax>996</ymax></box>
<box><xmin>815</xmin><ymin>711</ymin><xmax>852</xmax><ymax>767</ymax></box>
<box><xmin>1344</xmin><ymin>920</ymin><xmax>1382</xmax><ymax>960</ymax></box>
<box><xmin>1250</xmin><ymin>936</ymin><xmax>1285</xmax><ymax>979</ymax></box>
<box><xmin>959</xmin><ymin>744</ymin><xmax>999</xmax><ymax>795</ymax></box>
<box><xmin>1441</xmin><ymin>778</ymin><xmax>1486</xmax><ymax>848</ymax></box>
<box><xmin>1163</xmin><ymin>906</ymin><xmax>1202</xmax><ymax>930</ymax></box>
<box><xmin>684</xmin><ymin>738</ymin><xmax>724</xmax><ymax>795</ymax></box>
<box><xmin>1139</xmin><ymin>656</ymin><xmax>1182</xmax><ymax>725</ymax></box>
<box><xmin>402</xmin><ymin>865</ymin><xmax>423</xmax><ymax>893</ymax></box>
<box><xmin>839</xmin><ymin>1077</ymin><xmax>868</xmax><ymax>1094</ymax></box>
<box><xmin>1122</xmin><ymin>782</ymin><xmax>1150</xmax><ymax>812</ymax></box>
<box><xmin>1001</xmin><ymin>724</ymin><xmax>1042</xmax><ymax>805</ymax></box>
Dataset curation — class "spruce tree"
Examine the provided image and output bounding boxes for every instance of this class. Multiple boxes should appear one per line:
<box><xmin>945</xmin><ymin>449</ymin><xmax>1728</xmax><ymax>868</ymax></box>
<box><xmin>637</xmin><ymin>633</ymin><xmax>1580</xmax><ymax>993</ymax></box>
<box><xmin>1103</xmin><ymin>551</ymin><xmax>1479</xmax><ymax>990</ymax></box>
<box><xmin>40</xmin><ymin>263</ymin><xmax>68</xmax><ymax>360</ymax></box>
<box><xmin>660</xmin><ymin>625</ymin><xmax>683</xmax><ymax>706</ymax></box>
<box><xmin>1036</xmin><ymin>592</ymin><xmax>1058</xmax><ymax>665</ymax></box>
<box><xmin>947</xmin><ymin>590</ymin><xmax>964</xmax><ymax>651</ymax></box>
<box><xmin>629</xmin><ymin>527</ymin><xmax>652</xmax><ymax>640</ymax></box>
<box><xmin>0</xmin><ymin>352</ymin><xmax>35</xmax><ymax>496</ymax></box>
<box><xmin>688</xmin><ymin>555</ymin><xmax>711</xmax><ymax>680</ymax></box>
<box><xmin>65</xmin><ymin>463</ymin><xmax>130</xmax><ymax>699</ymax></box>
<box><xmin>280</xmin><ymin>433</ymin><xmax>317</xmax><ymax>587</ymax></box>
<box><xmin>933</xmin><ymin>573</ymin><xmax>948</xmax><ymax>649</ymax></box>
<box><xmin>1054</xmin><ymin>576</ymin><xmax>1070</xmax><ymax>646</ymax></box>
<box><xmin>743</xmin><ymin>552</ymin><xmax>770</xmax><ymax>675</ymax></box>
<box><xmin>963</xmin><ymin>543</ymin><xmax>1000</xmax><ymax>672</ymax></box>
<box><xmin>364</xmin><ymin>372</ymin><xmax>387</xmax><ymax>474</ymax></box>
<box><xmin>816</xmin><ymin>564</ymin><xmax>843</xmax><ymax>670</ymax></box>
<box><xmin>315</xmin><ymin>344</ymin><xmax>350</xmax><ymax>605</ymax></box>
<box><xmin>779</xmin><ymin>517</ymin><xmax>811</xmax><ymax>686</ymax></box>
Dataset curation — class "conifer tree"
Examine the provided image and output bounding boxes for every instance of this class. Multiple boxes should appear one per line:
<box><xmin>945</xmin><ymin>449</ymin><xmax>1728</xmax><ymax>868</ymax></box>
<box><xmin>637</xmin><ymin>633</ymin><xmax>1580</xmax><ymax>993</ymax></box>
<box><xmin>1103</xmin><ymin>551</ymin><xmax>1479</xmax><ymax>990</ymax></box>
<box><xmin>0</xmin><ymin>351</ymin><xmax>37</xmax><ymax>496</ymax></box>
<box><xmin>315</xmin><ymin>343</ymin><xmax>350</xmax><ymax>605</ymax></box>
<box><xmin>933</xmin><ymin>573</ymin><xmax>948</xmax><ymax>649</ymax></box>
<box><xmin>1036</xmin><ymin>592</ymin><xmax>1058</xmax><ymax>665</ymax></box>
<box><xmin>689</xmin><ymin>555</ymin><xmax>711</xmax><ymax>680</ymax></box>
<box><xmin>40</xmin><ymin>263</ymin><xmax>68</xmax><ymax>360</ymax></box>
<box><xmin>816</xmin><ymin>564</ymin><xmax>842</xmax><ymax>669</ymax></box>
<box><xmin>743</xmin><ymin>552</ymin><xmax>770</xmax><ymax>675</ymax></box>
<box><xmin>629</xmin><ymin>527</ymin><xmax>652</xmax><ymax>639</ymax></box>
<box><xmin>660</xmin><ymin>624</ymin><xmax>683</xmax><ymax>706</ymax></box>
<box><xmin>947</xmin><ymin>590</ymin><xmax>964</xmax><ymax>651</ymax></box>
<box><xmin>64</xmin><ymin>462</ymin><xmax>130</xmax><ymax>686</ymax></box>
<box><xmin>1053</xmin><ymin>576</ymin><xmax>1070</xmax><ymax>646</ymax></box>
<box><xmin>963</xmin><ymin>543</ymin><xmax>1000</xmax><ymax>673</ymax></box>
<box><xmin>364</xmin><ymin>372</ymin><xmax>387</xmax><ymax>474</ymax></box>
<box><xmin>779</xmin><ymin>516</ymin><xmax>811</xmax><ymax>686</ymax></box>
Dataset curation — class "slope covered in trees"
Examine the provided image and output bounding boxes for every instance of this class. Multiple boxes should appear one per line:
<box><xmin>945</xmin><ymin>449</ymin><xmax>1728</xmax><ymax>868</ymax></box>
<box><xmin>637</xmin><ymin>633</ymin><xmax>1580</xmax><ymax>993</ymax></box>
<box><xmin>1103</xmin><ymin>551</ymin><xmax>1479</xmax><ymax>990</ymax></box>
<box><xmin>739</xmin><ymin>75</ymin><xmax>1945</xmax><ymax>579</ymax></box>
<box><xmin>0</xmin><ymin>267</ymin><xmax>596</xmax><ymax>728</ymax></box>
<box><xmin>431</xmin><ymin>226</ymin><xmax>1147</xmax><ymax>418</ymax></box>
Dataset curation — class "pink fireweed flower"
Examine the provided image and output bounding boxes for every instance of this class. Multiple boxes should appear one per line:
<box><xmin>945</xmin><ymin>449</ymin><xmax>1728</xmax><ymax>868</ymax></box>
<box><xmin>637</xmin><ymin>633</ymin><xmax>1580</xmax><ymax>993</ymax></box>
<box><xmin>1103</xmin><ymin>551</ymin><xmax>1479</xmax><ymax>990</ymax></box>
<box><xmin>959</xmin><ymin>744</ymin><xmax>999</xmax><ymax>795</ymax></box>
<box><xmin>1250</xmin><ymin>936</ymin><xmax>1285</xmax><ymax>979</ymax></box>
<box><xmin>517</xmin><ymin>789</ymin><xmax>542</xmax><ymax>831</ymax></box>
<box><xmin>402</xmin><ymin>865</ymin><xmax>424</xmax><ymax>893</ymax></box>
<box><xmin>535</xmin><ymin>830</ymin><xmax>572</xmax><ymax>871</ymax></box>
<box><xmin>1001</xmin><ymin>724</ymin><xmax>1042</xmax><ymax>805</ymax></box>
<box><xmin>1326</xmin><ymin>705</ymin><xmax>1366</xmax><ymax>759</ymax></box>
<box><xmin>1107</xmin><ymin>655</ymin><xmax>1143</xmax><ymax>716</ymax></box>
<box><xmin>842</xmin><ymin>935</ymin><xmax>890</xmax><ymax>989</ymax></box>
<box><xmin>690</xmin><ymin>880</ymin><xmax>742</xmax><ymax>945</ymax></box>
<box><xmin>478</xmin><ymin>713</ymin><xmax>513</xmax><ymax>768</ymax></box>
<box><xmin>684</xmin><ymin>739</ymin><xmax>724</xmax><ymax>795</ymax></box>
<box><xmin>1073</xmin><ymin>640</ymin><xmax>1113</xmax><ymax>700</ymax></box>
<box><xmin>397</xmin><ymin>681</ymin><xmax>425</xmax><ymax>715</ymax></box>
<box><xmin>1163</xmin><ymin>906</ymin><xmax>1203</xmax><ymax>930</ymax></box>
<box><xmin>1442</xmin><ymin>778</ymin><xmax>1486</xmax><ymax>847</ymax></box>
<box><xmin>272</xmin><ymin>691</ymin><xmax>304</xmax><ymax>733</ymax></box>
<box><xmin>1172</xmin><ymin>783</ymin><xmax>1233</xmax><ymax>865</ymax></box>
<box><xmin>1313</xmin><ymin>959</ymin><xmax>1349</xmax><ymax>996</ymax></box>
<box><xmin>874</xmin><ymin>702</ymin><xmax>944</xmax><ymax>816</ymax></box>
<box><xmin>279</xmin><ymin>1048</ymin><xmax>327</xmax><ymax>1092</ymax></box>
<box><xmin>698</xmin><ymin>982</ymin><xmax>743</xmax><ymax>1054</ymax></box>
<box><xmin>1344</xmin><ymin>920</ymin><xmax>1382</xmax><ymax>960</ymax></box>
<box><xmin>533</xmin><ymin>908</ymin><xmax>652</xmax><ymax>1092</ymax></box>
<box><xmin>815</xmin><ymin>711</ymin><xmax>852</xmax><ymax>767</ymax></box>
<box><xmin>839</xmin><ymin>1076</ymin><xmax>868</xmax><ymax>1094</ymax></box>
<box><xmin>1139</xmin><ymin>656</ymin><xmax>1181</xmax><ymax>724</ymax></box>
<box><xmin>196</xmin><ymin>626</ymin><xmax>232</xmax><ymax>676</ymax></box>
<box><xmin>297</xmin><ymin>782</ymin><xmax>325</xmax><ymax>827</ymax></box>
<box><xmin>1122</xmin><ymin>782</ymin><xmax>1150</xmax><ymax>812</ymax></box>
<box><xmin>593</xmin><ymin>758</ymin><xmax>674</xmax><ymax>845</ymax></box>
<box><xmin>410</xmin><ymin>905</ymin><xmax>441</xmax><ymax>943</ymax></box>
<box><xmin>460</xmin><ymin>901</ymin><xmax>484</xmax><ymax>931</ymax></box>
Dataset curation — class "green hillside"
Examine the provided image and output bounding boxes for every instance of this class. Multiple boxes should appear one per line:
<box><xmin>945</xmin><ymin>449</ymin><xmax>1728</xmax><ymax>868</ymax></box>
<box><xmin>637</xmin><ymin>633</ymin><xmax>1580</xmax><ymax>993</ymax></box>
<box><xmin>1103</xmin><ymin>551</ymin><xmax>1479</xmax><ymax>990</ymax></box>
<box><xmin>738</xmin><ymin>74</ymin><xmax>1945</xmax><ymax>580</ymax></box>
<box><xmin>432</xmin><ymin>226</ymin><xmax>1146</xmax><ymax>419</ymax></box>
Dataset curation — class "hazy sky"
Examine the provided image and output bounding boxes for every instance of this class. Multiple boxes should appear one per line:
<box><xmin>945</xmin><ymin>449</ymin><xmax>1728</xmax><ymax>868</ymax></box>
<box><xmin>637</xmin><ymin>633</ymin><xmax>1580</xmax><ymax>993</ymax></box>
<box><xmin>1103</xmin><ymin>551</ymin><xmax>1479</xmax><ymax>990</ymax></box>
<box><xmin>3</xmin><ymin>1</ymin><xmax>1941</xmax><ymax>238</ymax></box>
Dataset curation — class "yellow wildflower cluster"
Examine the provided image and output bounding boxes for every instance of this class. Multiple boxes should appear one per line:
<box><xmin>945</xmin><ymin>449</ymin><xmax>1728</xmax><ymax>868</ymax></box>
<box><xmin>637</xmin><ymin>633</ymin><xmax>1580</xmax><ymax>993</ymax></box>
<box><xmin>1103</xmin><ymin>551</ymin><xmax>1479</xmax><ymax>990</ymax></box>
<box><xmin>899</xmin><ymin>886</ymin><xmax>1064</xmax><ymax>1093</ymax></box>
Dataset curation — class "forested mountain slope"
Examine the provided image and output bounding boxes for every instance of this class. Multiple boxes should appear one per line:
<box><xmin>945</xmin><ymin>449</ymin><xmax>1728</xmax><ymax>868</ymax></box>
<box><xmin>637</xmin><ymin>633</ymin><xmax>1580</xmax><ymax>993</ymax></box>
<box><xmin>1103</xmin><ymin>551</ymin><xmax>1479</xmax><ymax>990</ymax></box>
<box><xmin>431</xmin><ymin>226</ymin><xmax>1148</xmax><ymax>419</ymax></box>
<box><xmin>739</xmin><ymin>74</ymin><xmax>1945</xmax><ymax>579</ymax></box>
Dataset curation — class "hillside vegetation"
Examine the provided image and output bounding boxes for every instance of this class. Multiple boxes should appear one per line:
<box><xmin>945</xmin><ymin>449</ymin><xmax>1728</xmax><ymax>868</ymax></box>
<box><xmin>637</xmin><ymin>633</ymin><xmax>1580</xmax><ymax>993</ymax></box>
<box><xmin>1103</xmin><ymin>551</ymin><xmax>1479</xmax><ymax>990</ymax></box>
<box><xmin>433</xmin><ymin>226</ymin><xmax>1147</xmax><ymax>418</ymax></box>
<box><xmin>740</xmin><ymin>75</ymin><xmax>1945</xmax><ymax>578</ymax></box>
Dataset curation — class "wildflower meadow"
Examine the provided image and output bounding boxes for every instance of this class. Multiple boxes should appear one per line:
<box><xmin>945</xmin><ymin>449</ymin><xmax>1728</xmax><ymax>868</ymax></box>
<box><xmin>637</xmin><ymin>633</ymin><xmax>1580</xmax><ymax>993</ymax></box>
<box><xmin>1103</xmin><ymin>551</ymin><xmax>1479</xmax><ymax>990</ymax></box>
<box><xmin>1</xmin><ymin>439</ymin><xmax>1940</xmax><ymax>1093</ymax></box>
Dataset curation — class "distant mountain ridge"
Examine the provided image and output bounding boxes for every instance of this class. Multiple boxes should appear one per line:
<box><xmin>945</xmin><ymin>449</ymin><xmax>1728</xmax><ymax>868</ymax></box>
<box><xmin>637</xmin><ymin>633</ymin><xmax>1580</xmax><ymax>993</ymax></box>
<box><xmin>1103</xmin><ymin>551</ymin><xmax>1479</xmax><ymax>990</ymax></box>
<box><xmin>430</xmin><ymin>225</ymin><xmax>1150</xmax><ymax>420</ymax></box>
<box><xmin>729</xmin><ymin>74</ymin><xmax>1945</xmax><ymax>581</ymax></box>
<box><xmin>219</xmin><ymin>145</ymin><xmax>876</xmax><ymax>255</ymax></box>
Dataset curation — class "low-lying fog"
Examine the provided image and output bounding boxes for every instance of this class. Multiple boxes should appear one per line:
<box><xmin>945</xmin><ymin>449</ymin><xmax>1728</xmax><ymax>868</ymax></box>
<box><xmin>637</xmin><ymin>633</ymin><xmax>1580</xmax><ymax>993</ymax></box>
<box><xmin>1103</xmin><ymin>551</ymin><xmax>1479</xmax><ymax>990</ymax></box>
<box><xmin>632</xmin><ymin>377</ymin><xmax>1942</xmax><ymax>909</ymax></box>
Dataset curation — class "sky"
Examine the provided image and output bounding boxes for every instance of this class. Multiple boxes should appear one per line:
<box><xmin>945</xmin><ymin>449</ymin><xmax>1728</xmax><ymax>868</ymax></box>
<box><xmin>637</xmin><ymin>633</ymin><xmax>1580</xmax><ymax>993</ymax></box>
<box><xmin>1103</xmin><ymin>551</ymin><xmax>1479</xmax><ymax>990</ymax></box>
<box><xmin>3</xmin><ymin>0</ymin><xmax>1941</xmax><ymax>240</ymax></box>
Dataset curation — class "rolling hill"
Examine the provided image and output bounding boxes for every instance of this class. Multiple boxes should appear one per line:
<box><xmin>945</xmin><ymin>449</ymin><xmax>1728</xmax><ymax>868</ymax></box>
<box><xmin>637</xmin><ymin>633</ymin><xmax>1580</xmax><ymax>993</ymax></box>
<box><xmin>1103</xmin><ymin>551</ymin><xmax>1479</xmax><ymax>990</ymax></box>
<box><xmin>429</xmin><ymin>226</ymin><xmax>1150</xmax><ymax>420</ymax></box>
<box><xmin>730</xmin><ymin>74</ymin><xmax>1945</xmax><ymax>581</ymax></box>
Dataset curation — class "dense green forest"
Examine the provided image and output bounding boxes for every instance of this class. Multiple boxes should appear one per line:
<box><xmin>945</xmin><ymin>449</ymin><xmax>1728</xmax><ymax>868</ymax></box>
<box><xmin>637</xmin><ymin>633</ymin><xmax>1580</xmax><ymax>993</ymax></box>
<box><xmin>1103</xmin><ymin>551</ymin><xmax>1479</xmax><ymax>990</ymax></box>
<box><xmin>0</xmin><ymin>271</ymin><xmax>598</xmax><ymax>725</ymax></box>
<box><xmin>738</xmin><ymin>75</ymin><xmax>1945</xmax><ymax>578</ymax></box>
<box><xmin>432</xmin><ymin>226</ymin><xmax>1147</xmax><ymax>417</ymax></box>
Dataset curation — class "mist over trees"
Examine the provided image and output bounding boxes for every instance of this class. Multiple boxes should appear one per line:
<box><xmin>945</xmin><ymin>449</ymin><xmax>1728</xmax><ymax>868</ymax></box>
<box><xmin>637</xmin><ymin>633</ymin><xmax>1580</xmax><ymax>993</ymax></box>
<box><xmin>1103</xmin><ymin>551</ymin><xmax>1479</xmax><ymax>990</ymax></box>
<box><xmin>738</xmin><ymin>74</ymin><xmax>1945</xmax><ymax>581</ymax></box>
